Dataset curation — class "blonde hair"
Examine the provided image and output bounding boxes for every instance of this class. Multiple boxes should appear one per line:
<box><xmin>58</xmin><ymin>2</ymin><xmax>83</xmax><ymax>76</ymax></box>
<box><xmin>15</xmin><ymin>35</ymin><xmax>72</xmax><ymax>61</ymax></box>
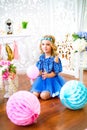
<box><xmin>40</xmin><ymin>35</ymin><xmax>58</xmax><ymax>56</ymax></box>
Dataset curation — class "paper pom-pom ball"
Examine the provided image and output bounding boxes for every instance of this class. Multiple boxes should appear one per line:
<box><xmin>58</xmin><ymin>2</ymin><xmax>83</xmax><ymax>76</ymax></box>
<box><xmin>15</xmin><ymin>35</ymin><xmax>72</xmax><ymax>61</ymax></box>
<box><xmin>60</xmin><ymin>80</ymin><xmax>87</xmax><ymax>110</ymax></box>
<box><xmin>27</xmin><ymin>65</ymin><xmax>39</xmax><ymax>79</ymax></box>
<box><xmin>6</xmin><ymin>91</ymin><xmax>40</xmax><ymax>126</ymax></box>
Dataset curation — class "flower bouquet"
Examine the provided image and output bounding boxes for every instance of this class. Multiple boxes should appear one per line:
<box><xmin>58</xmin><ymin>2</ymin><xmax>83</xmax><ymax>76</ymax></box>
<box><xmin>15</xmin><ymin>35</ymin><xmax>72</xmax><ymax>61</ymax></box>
<box><xmin>0</xmin><ymin>60</ymin><xmax>18</xmax><ymax>98</ymax></box>
<box><xmin>72</xmin><ymin>32</ymin><xmax>87</xmax><ymax>70</ymax></box>
<box><xmin>72</xmin><ymin>32</ymin><xmax>87</xmax><ymax>53</ymax></box>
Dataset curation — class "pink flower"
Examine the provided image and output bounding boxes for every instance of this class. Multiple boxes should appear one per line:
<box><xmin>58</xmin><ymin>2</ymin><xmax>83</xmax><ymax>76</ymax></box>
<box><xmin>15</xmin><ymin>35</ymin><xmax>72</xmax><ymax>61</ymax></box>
<box><xmin>0</xmin><ymin>60</ymin><xmax>11</xmax><ymax>66</ymax></box>
<box><xmin>0</xmin><ymin>60</ymin><xmax>16</xmax><ymax>80</ymax></box>
<box><xmin>2</xmin><ymin>70</ymin><xmax>9</xmax><ymax>80</ymax></box>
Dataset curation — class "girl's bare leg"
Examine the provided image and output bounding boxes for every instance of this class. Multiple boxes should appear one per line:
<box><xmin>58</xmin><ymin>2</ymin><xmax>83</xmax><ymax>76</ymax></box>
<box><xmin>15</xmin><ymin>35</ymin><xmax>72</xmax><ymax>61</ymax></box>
<box><xmin>40</xmin><ymin>91</ymin><xmax>51</xmax><ymax>100</ymax></box>
<box><xmin>33</xmin><ymin>92</ymin><xmax>40</xmax><ymax>98</ymax></box>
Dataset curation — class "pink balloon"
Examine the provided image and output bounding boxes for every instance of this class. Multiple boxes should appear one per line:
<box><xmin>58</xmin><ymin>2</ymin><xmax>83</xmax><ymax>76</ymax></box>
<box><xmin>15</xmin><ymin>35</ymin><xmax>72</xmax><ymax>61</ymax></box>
<box><xmin>27</xmin><ymin>65</ymin><xmax>39</xmax><ymax>79</ymax></box>
<box><xmin>6</xmin><ymin>91</ymin><xmax>40</xmax><ymax>126</ymax></box>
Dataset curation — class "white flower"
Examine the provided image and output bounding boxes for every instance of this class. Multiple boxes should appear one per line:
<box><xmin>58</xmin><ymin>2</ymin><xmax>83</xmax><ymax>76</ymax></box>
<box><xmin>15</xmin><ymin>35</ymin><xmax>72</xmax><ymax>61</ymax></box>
<box><xmin>1</xmin><ymin>65</ymin><xmax>8</xmax><ymax>71</ymax></box>
<box><xmin>72</xmin><ymin>38</ymin><xmax>87</xmax><ymax>52</ymax></box>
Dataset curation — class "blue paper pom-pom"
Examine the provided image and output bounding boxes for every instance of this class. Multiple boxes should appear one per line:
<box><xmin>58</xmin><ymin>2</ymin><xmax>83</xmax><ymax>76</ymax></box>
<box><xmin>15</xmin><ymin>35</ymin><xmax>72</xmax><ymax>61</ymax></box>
<box><xmin>60</xmin><ymin>80</ymin><xmax>87</xmax><ymax>110</ymax></box>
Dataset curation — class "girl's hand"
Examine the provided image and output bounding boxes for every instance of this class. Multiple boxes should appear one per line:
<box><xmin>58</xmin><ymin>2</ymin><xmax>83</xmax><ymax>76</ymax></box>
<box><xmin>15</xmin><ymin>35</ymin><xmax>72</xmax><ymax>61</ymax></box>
<box><xmin>39</xmin><ymin>71</ymin><xmax>42</xmax><ymax>76</ymax></box>
<box><xmin>42</xmin><ymin>71</ymin><xmax>48</xmax><ymax>79</ymax></box>
<box><xmin>54</xmin><ymin>55</ymin><xmax>59</xmax><ymax>63</ymax></box>
<box><xmin>42</xmin><ymin>71</ymin><xmax>56</xmax><ymax>79</ymax></box>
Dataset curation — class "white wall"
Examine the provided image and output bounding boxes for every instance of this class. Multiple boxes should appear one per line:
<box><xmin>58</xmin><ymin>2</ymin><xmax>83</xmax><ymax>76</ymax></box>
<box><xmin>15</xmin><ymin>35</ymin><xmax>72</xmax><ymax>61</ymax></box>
<box><xmin>0</xmin><ymin>0</ymin><xmax>87</xmax><ymax>73</ymax></box>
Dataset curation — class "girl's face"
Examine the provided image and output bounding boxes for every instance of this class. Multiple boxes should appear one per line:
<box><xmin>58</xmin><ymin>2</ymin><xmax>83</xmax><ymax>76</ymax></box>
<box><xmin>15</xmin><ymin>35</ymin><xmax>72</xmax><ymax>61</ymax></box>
<box><xmin>41</xmin><ymin>40</ymin><xmax>52</xmax><ymax>54</ymax></box>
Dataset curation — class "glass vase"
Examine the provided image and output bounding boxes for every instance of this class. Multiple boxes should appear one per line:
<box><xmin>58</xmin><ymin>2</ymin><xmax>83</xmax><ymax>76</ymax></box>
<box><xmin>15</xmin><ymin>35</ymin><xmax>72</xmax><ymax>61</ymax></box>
<box><xmin>4</xmin><ymin>74</ymin><xmax>18</xmax><ymax>98</ymax></box>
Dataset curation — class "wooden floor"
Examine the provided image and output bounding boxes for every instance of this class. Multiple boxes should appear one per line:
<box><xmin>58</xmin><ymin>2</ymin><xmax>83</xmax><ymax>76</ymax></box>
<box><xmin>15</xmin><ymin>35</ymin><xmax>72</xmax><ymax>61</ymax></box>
<box><xmin>0</xmin><ymin>71</ymin><xmax>87</xmax><ymax>130</ymax></box>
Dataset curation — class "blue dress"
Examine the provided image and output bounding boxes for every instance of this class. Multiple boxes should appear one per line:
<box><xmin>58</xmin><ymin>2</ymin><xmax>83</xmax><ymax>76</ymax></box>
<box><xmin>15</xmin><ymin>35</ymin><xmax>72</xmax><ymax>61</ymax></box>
<box><xmin>31</xmin><ymin>54</ymin><xmax>66</xmax><ymax>97</ymax></box>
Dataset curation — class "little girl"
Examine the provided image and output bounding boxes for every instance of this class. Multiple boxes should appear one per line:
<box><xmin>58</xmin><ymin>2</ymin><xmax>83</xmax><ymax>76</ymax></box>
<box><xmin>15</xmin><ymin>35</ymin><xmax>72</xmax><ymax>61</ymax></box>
<box><xmin>30</xmin><ymin>35</ymin><xmax>66</xmax><ymax>100</ymax></box>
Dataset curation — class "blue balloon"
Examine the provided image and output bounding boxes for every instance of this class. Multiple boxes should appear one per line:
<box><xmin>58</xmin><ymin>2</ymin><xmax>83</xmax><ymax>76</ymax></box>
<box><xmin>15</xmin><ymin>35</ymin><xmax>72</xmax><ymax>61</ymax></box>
<box><xmin>60</xmin><ymin>80</ymin><xmax>87</xmax><ymax>110</ymax></box>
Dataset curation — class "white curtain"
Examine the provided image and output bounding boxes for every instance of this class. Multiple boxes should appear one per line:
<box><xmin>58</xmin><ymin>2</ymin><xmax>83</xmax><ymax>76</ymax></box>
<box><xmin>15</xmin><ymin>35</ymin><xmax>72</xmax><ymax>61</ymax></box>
<box><xmin>75</xmin><ymin>0</ymin><xmax>87</xmax><ymax>32</ymax></box>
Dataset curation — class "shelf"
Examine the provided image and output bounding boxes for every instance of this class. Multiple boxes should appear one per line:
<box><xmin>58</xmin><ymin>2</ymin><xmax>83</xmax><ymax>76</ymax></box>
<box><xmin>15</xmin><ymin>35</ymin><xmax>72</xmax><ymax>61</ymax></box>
<box><xmin>0</xmin><ymin>34</ymin><xmax>30</xmax><ymax>38</ymax></box>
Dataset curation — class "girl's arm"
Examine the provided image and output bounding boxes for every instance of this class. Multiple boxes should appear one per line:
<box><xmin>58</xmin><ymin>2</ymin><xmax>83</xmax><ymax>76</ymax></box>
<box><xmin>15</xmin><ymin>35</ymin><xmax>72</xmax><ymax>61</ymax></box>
<box><xmin>42</xmin><ymin>71</ymin><xmax>56</xmax><ymax>79</ymax></box>
<box><xmin>54</xmin><ymin>57</ymin><xmax>62</xmax><ymax>73</ymax></box>
<box><xmin>54</xmin><ymin>55</ymin><xmax>59</xmax><ymax>63</ymax></box>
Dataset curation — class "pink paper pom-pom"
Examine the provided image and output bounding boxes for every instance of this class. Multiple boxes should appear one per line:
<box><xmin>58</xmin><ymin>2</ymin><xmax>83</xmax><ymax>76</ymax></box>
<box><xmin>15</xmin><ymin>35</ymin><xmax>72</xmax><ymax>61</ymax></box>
<box><xmin>27</xmin><ymin>65</ymin><xmax>39</xmax><ymax>80</ymax></box>
<box><xmin>6</xmin><ymin>91</ymin><xmax>40</xmax><ymax>126</ymax></box>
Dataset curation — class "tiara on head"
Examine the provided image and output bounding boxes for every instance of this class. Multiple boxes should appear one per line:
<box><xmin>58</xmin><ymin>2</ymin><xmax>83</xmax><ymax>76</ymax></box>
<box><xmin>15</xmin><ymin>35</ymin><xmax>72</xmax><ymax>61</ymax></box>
<box><xmin>41</xmin><ymin>37</ymin><xmax>53</xmax><ymax>42</ymax></box>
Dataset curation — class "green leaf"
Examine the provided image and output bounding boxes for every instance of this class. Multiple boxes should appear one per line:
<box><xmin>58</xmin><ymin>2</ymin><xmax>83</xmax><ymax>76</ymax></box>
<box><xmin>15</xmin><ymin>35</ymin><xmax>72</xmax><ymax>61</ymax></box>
<box><xmin>72</xmin><ymin>33</ymin><xmax>79</xmax><ymax>41</ymax></box>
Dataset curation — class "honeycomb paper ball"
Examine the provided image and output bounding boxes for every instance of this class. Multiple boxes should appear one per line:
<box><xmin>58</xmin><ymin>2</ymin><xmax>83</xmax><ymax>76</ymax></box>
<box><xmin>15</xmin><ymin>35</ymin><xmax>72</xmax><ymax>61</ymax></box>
<box><xmin>60</xmin><ymin>80</ymin><xmax>87</xmax><ymax>110</ymax></box>
<box><xmin>6</xmin><ymin>91</ymin><xmax>40</xmax><ymax>126</ymax></box>
<box><xmin>27</xmin><ymin>65</ymin><xmax>39</xmax><ymax>79</ymax></box>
